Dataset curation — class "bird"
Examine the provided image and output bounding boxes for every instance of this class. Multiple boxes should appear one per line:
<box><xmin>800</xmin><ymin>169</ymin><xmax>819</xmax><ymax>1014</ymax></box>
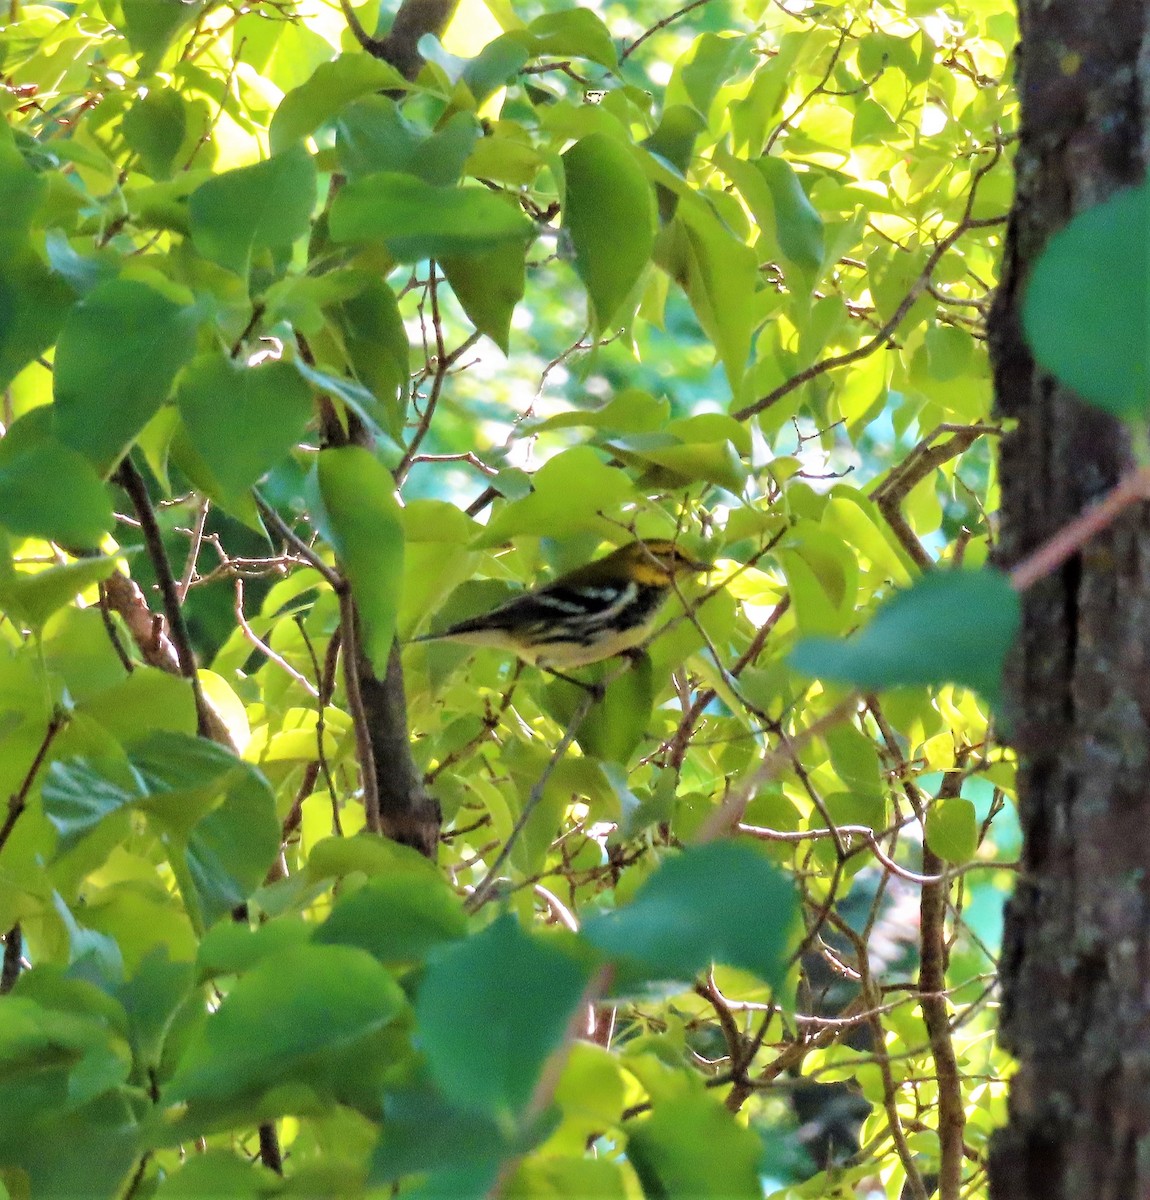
<box><xmin>412</xmin><ymin>539</ymin><xmax>708</xmax><ymax>671</ymax></box>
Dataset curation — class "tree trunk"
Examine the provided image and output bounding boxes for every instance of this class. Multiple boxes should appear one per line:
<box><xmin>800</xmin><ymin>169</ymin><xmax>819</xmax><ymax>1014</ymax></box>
<box><xmin>990</xmin><ymin>3</ymin><xmax>1150</xmax><ymax>1197</ymax></box>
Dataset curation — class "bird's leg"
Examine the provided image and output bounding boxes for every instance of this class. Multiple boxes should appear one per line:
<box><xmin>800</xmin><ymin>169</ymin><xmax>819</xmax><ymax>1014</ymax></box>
<box><xmin>543</xmin><ymin>667</ymin><xmax>605</xmax><ymax>701</ymax></box>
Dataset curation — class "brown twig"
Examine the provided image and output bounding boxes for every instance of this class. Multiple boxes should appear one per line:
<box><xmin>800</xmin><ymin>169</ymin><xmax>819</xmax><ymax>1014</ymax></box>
<box><xmin>1</xmin><ymin>924</ymin><xmax>23</xmax><ymax>993</ymax></box>
<box><xmin>338</xmin><ymin>590</ymin><xmax>381</xmax><ymax>834</ymax></box>
<box><xmin>621</xmin><ymin>0</ymin><xmax>717</xmax><ymax>61</ymax></box>
<box><xmin>116</xmin><ymin>458</ymin><xmax>211</xmax><ymax>737</ymax></box>
<box><xmin>0</xmin><ymin>710</ymin><xmax>68</xmax><ymax>858</ymax></box>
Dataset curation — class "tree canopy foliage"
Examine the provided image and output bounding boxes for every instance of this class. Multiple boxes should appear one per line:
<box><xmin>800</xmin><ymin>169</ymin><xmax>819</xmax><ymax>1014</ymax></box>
<box><xmin>0</xmin><ymin>0</ymin><xmax>1049</xmax><ymax>1195</ymax></box>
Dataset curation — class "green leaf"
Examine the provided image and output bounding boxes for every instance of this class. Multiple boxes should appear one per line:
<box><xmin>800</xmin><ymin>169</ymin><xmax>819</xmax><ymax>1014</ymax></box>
<box><xmin>314</xmin><ymin>446</ymin><xmax>405</xmax><ymax>672</ymax></box>
<box><xmin>188</xmin><ymin>144</ymin><xmax>317</xmax><ymax>274</ymax></box>
<box><xmin>475</xmin><ymin>446</ymin><xmax>636</xmax><ymax>546</ymax></box>
<box><xmin>197</xmin><ymin>917</ymin><xmax>313</xmax><ymax>981</ymax></box>
<box><xmin>152</xmin><ymin>1149</ymin><xmax>279</xmax><ymax>1199</ymax></box>
<box><xmin>582</xmin><ymin>842</ymin><xmax>796</xmax><ymax>987</ymax></box>
<box><xmin>0</xmin><ymin>544</ymin><xmax>119</xmax><ymax>630</ymax></box>
<box><xmin>441</xmin><ymin>241</ymin><xmax>526</xmax><ymax>352</ymax></box>
<box><xmin>115</xmin><ymin>0</ymin><xmax>206</xmax><ymax>71</ymax></box>
<box><xmin>165</xmin><ymin>943</ymin><xmax>407</xmax><ymax>1110</ymax></box>
<box><xmin>0</xmin><ymin>416</ymin><xmax>114</xmax><ymax>548</ymax></box>
<box><xmin>528</xmin><ymin>8</ymin><xmax>617</xmax><ymax>67</ymax></box>
<box><xmin>176</xmin><ymin>353</ymin><xmax>314</xmax><ymax>493</ymax></box>
<box><xmin>415</xmin><ymin>914</ymin><xmax>591</xmax><ymax>1118</ymax></box>
<box><xmin>268</xmin><ymin>53</ymin><xmax>407</xmax><ymax>154</ymax></box>
<box><xmin>41</xmin><ymin>754</ymin><xmax>137</xmax><ymax>853</ymax></box>
<box><xmin>330</xmin><ymin>173</ymin><xmax>534</xmax><ymax>262</ymax></box>
<box><xmin>601</xmin><ymin>433</ymin><xmax>749</xmax><ymax>493</ymax></box>
<box><xmin>1022</xmin><ymin>180</ymin><xmax>1148</xmax><ymax>415</ymax></box>
<box><xmin>183</xmin><ymin>761</ymin><xmax>281</xmax><ymax>927</ymax></box>
<box><xmin>668</xmin><ymin>32</ymin><xmax>753</xmax><ymax>118</ymax></box>
<box><xmin>543</xmin><ymin>656</ymin><xmax>655</xmax><ymax>763</ymax></box>
<box><xmin>562</xmin><ymin>133</ymin><xmax>655</xmax><ymax>331</ymax></box>
<box><xmin>0</xmin><ymin>250</ymin><xmax>75</xmax><ymax>392</ymax></box>
<box><xmin>371</xmin><ymin>1081</ymin><xmax>516</xmax><ymax>1186</ymax></box>
<box><xmin>322</xmin><ymin>274</ymin><xmax>410</xmax><ymax>433</ymax></box>
<box><xmin>626</xmin><ymin>1091</ymin><xmax>763</xmax><ymax>1199</ymax></box>
<box><xmin>656</xmin><ymin>202</ymin><xmax>758</xmax><ymax>395</ymax></box>
<box><xmin>790</xmin><ymin>568</ymin><xmax>1020</xmax><ymax>704</ymax></box>
<box><xmin>116</xmin><ymin>948</ymin><xmax>195</xmax><ymax>1074</ymax></box>
<box><xmin>755</xmin><ymin>155</ymin><xmax>824</xmax><ymax>275</ymax></box>
<box><xmin>463</xmin><ymin>35</ymin><xmax>532</xmax><ymax>105</ymax></box>
<box><xmin>121</xmin><ymin>90</ymin><xmax>187</xmax><ymax>180</ymax></box>
<box><xmin>336</xmin><ymin>99</ymin><xmax>479</xmax><ymax>186</ymax></box>
<box><xmin>925</xmin><ymin>796</ymin><xmax>978</xmax><ymax>863</ymax></box>
<box><xmin>53</xmin><ymin>278</ymin><xmax>199</xmax><ymax>473</ymax></box>
<box><xmin>314</xmin><ymin>873</ymin><xmax>468</xmax><ymax>964</ymax></box>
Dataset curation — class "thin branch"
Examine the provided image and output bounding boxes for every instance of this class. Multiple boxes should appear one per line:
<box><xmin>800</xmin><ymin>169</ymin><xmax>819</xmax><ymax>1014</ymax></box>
<box><xmin>253</xmin><ymin>492</ymin><xmax>344</xmax><ymax>592</ymax></box>
<box><xmin>234</xmin><ymin>578</ymin><xmax>320</xmax><ymax>698</ymax></box>
<box><xmin>0</xmin><ymin>710</ymin><xmax>68</xmax><ymax>858</ymax></box>
<box><xmin>621</xmin><ymin>0</ymin><xmax>717</xmax><ymax>61</ymax></box>
<box><xmin>1</xmin><ymin>925</ymin><xmax>23</xmax><ymax>993</ymax></box>
<box><xmin>339</xmin><ymin>590</ymin><xmax>381</xmax><ymax>834</ymax></box>
<box><xmin>176</xmin><ymin>496</ymin><xmax>210</xmax><ymax>603</ymax></box>
<box><xmin>916</xmin><ymin>773</ymin><xmax>966</xmax><ymax>1200</ymax></box>
<box><xmin>1008</xmin><ymin>466</ymin><xmax>1150</xmax><ymax>591</ymax></box>
<box><xmin>465</xmin><ymin>687</ymin><xmax>599</xmax><ymax>912</ymax></box>
<box><xmin>116</xmin><ymin>458</ymin><xmax>211</xmax><ymax>737</ymax></box>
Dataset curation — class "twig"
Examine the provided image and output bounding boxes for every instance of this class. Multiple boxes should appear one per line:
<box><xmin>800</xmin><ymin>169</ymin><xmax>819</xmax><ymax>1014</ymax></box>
<box><xmin>116</xmin><ymin>458</ymin><xmax>211</xmax><ymax>737</ymax></box>
<box><xmin>176</xmin><ymin>496</ymin><xmax>210</xmax><ymax>603</ymax></box>
<box><xmin>339</xmin><ymin>591</ymin><xmax>381</xmax><ymax>834</ymax></box>
<box><xmin>1</xmin><ymin>925</ymin><xmax>22</xmax><ymax>993</ymax></box>
<box><xmin>621</xmin><ymin>0</ymin><xmax>717</xmax><ymax>60</ymax></box>
<box><xmin>694</xmin><ymin>695</ymin><xmax>860</xmax><ymax>842</ymax></box>
<box><xmin>234</xmin><ymin>578</ymin><xmax>320</xmax><ymax>698</ymax></box>
<box><xmin>253</xmin><ymin>492</ymin><xmax>344</xmax><ymax>592</ymax></box>
<box><xmin>1008</xmin><ymin>466</ymin><xmax>1150</xmax><ymax>591</ymax></box>
<box><xmin>0</xmin><ymin>710</ymin><xmax>67</xmax><ymax>857</ymax></box>
<box><xmin>465</xmin><ymin>686</ymin><xmax>599</xmax><ymax>911</ymax></box>
<box><xmin>916</xmin><ymin>773</ymin><xmax>965</xmax><ymax>1200</ymax></box>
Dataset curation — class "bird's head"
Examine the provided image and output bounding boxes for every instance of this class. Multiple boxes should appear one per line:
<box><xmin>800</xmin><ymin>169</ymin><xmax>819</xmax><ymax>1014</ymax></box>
<box><xmin>609</xmin><ymin>539</ymin><xmax>709</xmax><ymax>587</ymax></box>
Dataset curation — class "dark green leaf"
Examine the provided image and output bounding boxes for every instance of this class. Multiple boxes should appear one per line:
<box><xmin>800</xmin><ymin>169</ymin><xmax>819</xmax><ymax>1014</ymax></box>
<box><xmin>790</xmin><ymin>568</ymin><xmax>1020</xmax><ymax>703</ymax></box>
<box><xmin>329</xmin><ymin>172</ymin><xmax>534</xmax><ymax>261</ymax></box>
<box><xmin>0</xmin><ymin>419</ymin><xmax>114</xmax><ymax>547</ymax></box>
<box><xmin>756</xmin><ymin>155</ymin><xmax>824</xmax><ymax>275</ymax></box>
<box><xmin>42</xmin><ymin>755</ymin><xmax>137</xmax><ymax>853</ymax></box>
<box><xmin>562</xmin><ymin>133</ymin><xmax>655</xmax><ymax>331</ymax></box>
<box><xmin>441</xmin><ymin>241</ymin><xmax>525</xmax><ymax>352</ymax></box>
<box><xmin>336</xmin><ymin>99</ymin><xmax>479</xmax><ymax>186</ymax></box>
<box><xmin>1022</xmin><ymin>180</ymin><xmax>1148</xmax><ymax>415</ymax></box>
<box><xmin>626</xmin><ymin>1091</ymin><xmax>763</xmax><ymax>1199</ymax></box>
<box><xmin>323</xmin><ymin>274</ymin><xmax>410</xmax><ymax>433</ymax></box>
<box><xmin>188</xmin><ymin>144</ymin><xmax>317</xmax><ymax>273</ymax></box>
<box><xmin>581</xmin><ymin>842</ymin><xmax>796</xmax><ymax>987</ymax></box>
<box><xmin>53</xmin><ymin>278</ymin><xmax>199</xmax><ymax>473</ymax></box>
<box><xmin>0</xmin><ymin>248</ymin><xmax>74</xmax><ymax>392</ymax></box>
<box><xmin>415</xmin><ymin>914</ymin><xmax>590</xmax><ymax>1118</ymax></box>
<box><xmin>121</xmin><ymin>90</ymin><xmax>187</xmax><ymax>180</ymax></box>
<box><xmin>165</xmin><ymin>943</ymin><xmax>407</xmax><ymax>1109</ymax></box>
<box><xmin>176</xmin><ymin>353</ymin><xmax>315</xmax><ymax>493</ymax></box>
<box><xmin>314</xmin><ymin>873</ymin><xmax>468</xmax><ymax>964</ymax></box>
<box><xmin>314</xmin><ymin>446</ymin><xmax>405</xmax><ymax>672</ymax></box>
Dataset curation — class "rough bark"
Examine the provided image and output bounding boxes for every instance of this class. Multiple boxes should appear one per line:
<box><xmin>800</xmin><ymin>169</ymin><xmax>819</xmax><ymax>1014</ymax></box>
<box><xmin>989</xmin><ymin>4</ymin><xmax>1150</xmax><ymax>1197</ymax></box>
